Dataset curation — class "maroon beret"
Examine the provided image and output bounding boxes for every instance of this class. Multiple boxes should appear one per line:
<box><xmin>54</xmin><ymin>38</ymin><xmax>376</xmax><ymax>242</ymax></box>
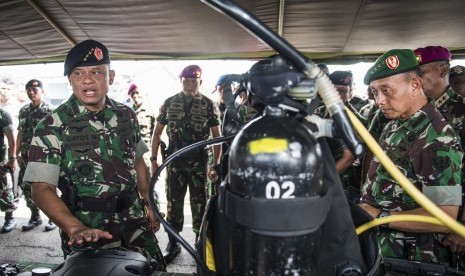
<box><xmin>414</xmin><ymin>46</ymin><xmax>451</xmax><ymax>65</ymax></box>
<box><xmin>127</xmin><ymin>83</ymin><xmax>138</xmax><ymax>95</ymax></box>
<box><xmin>179</xmin><ymin>65</ymin><xmax>202</xmax><ymax>78</ymax></box>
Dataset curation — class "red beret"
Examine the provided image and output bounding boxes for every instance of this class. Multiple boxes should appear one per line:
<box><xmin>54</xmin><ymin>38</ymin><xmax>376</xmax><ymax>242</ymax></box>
<box><xmin>414</xmin><ymin>46</ymin><xmax>451</xmax><ymax>66</ymax></box>
<box><xmin>127</xmin><ymin>83</ymin><xmax>138</xmax><ymax>95</ymax></box>
<box><xmin>179</xmin><ymin>65</ymin><xmax>202</xmax><ymax>78</ymax></box>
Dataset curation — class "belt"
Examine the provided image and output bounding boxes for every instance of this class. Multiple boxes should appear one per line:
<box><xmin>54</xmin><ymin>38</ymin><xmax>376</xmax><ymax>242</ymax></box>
<box><xmin>75</xmin><ymin>191</ymin><xmax>136</xmax><ymax>213</ymax></box>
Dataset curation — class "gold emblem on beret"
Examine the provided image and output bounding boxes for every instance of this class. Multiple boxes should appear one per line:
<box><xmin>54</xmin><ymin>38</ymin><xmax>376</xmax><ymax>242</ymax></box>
<box><xmin>455</xmin><ymin>66</ymin><xmax>463</xmax><ymax>75</ymax></box>
<box><xmin>32</xmin><ymin>81</ymin><xmax>39</xmax><ymax>87</ymax></box>
<box><xmin>386</xmin><ymin>55</ymin><xmax>399</xmax><ymax>70</ymax></box>
<box><xmin>194</xmin><ymin>70</ymin><xmax>201</xmax><ymax>78</ymax></box>
<box><xmin>416</xmin><ymin>54</ymin><xmax>422</xmax><ymax>64</ymax></box>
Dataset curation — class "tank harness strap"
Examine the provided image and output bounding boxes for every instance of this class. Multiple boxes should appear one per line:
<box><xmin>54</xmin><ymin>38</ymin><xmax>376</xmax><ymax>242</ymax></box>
<box><xmin>224</xmin><ymin>186</ymin><xmax>332</xmax><ymax>235</ymax></box>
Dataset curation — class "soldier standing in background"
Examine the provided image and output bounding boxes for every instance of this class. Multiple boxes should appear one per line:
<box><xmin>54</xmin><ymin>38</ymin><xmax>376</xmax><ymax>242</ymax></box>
<box><xmin>151</xmin><ymin>65</ymin><xmax>221</xmax><ymax>263</ymax></box>
<box><xmin>128</xmin><ymin>84</ymin><xmax>156</xmax><ymax>170</ymax></box>
<box><xmin>414</xmin><ymin>47</ymin><xmax>465</xmax><ymax>266</ymax></box>
<box><xmin>450</xmin><ymin>65</ymin><xmax>465</xmax><ymax>98</ymax></box>
<box><xmin>0</xmin><ymin>107</ymin><xmax>16</xmax><ymax>233</ymax></box>
<box><xmin>16</xmin><ymin>79</ymin><xmax>56</xmax><ymax>232</ymax></box>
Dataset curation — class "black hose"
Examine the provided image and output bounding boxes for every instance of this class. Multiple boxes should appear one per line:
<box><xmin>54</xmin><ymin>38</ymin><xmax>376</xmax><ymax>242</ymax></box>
<box><xmin>148</xmin><ymin>135</ymin><xmax>235</xmax><ymax>275</ymax></box>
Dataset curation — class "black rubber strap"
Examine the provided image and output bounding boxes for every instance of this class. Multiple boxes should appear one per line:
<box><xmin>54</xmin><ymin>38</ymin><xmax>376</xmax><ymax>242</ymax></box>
<box><xmin>225</xmin><ymin>187</ymin><xmax>332</xmax><ymax>234</ymax></box>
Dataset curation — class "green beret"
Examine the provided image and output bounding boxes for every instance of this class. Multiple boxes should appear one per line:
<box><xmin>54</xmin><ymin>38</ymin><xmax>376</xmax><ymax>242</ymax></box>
<box><xmin>64</xmin><ymin>40</ymin><xmax>110</xmax><ymax>76</ymax></box>
<box><xmin>364</xmin><ymin>49</ymin><xmax>419</xmax><ymax>85</ymax></box>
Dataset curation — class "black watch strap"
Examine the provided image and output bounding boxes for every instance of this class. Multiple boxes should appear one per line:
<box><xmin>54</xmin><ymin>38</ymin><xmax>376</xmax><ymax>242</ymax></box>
<box><xmin>377</xmin><ymin>208</ymin><xmax>391</xmax><ymax>219</ymax></box>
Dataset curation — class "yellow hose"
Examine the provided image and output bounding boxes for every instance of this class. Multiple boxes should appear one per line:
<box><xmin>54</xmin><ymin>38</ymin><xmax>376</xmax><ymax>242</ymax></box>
<box><xmin>345</xmin><ymin>107</ymin><xmax>465</xmax><ymax>238</ymax></box>
<box><xmin>356</xmin><ymin>215</ymin><xmax>443</xmax><ymax>235</ymax></box>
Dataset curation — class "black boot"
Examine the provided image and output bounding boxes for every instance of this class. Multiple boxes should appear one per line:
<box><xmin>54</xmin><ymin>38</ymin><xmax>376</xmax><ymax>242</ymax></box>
<box><xmin>1</xmin><ymin>212</ymin><xmax>16</xmax><ymax>233</ymax></box>
<box><xmin>163</xmin><ymin>233</ymin><xmax>181</xmax><ymax>264</ymax></box>
<box><xmin>22</xmin><ymin>209</ymin><xmax>42</xmax><ymax>231</ymax></box>
<box><xmin>44</xmin><ymin>220</ymin><xmax>57</xmax><ymax>231</ymax></box>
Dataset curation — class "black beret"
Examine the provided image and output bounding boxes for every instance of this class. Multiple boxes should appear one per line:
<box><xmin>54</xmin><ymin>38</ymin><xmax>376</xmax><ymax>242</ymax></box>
<box><xmin>64</xmin><ymin>40</ymin><xmax>110</xmax><ymax>76</ymax></box>
<box><xmin>450</xmin><ymin>65</ymin><xmax>465</xmax><ymax>79</ymax></box>
<box><xmin>329</xmin><ymin>70</ymin><xmax>353</xmax><ymax>86</ymax></box>
<box><xmin>25</xmin><ymin>79</ymin><xmax>43</xmax><ymax>90</ymax></box>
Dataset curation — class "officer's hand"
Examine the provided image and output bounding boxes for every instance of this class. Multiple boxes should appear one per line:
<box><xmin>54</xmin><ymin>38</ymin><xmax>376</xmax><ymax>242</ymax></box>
<box><xmin>67</xmin><ymin>225</ymin><xmax>113</xmax><ymax>246</ymax></box>
<box><xmin>5</xmin><ymin>159</ymin><xmax>15</xmax><ymax>172</ymax></box>
<box><xmin>146</xmin><ymin>208</ymin><xmax>162</xmax><ymax>232</ymax></box>
<box><xmin>442</xmin><ymin>232</ymin><xmax>465</xmax><ymax>253</ymax></box>
<box><xmin>207</xmin><ymin>166</ymin><xmax>218</xmax><ymax>182</ymax></box>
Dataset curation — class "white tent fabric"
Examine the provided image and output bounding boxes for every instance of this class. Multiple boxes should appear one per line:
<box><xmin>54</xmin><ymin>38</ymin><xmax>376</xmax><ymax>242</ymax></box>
<box><xmin>1</xmin><ymin>0</ymin><xmax>465</xmax><ymax>65</ymax></box>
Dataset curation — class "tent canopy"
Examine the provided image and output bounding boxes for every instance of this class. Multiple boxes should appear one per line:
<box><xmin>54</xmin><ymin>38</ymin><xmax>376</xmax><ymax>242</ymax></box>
<box><xmin>2</xmin><ymin>0</ymin><xmax>465</xmax><ymax>66</ymax></box>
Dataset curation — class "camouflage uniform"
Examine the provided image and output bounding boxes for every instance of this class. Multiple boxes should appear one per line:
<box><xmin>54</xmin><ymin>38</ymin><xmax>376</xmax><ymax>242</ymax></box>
<box><xmin>23</xmin><ymin>95</ymin><xmax>165</xmax><ymax>270</ymax></box>
<box><xmin>433</xmin><ymin>87</ymin><xmax>465</xmax><ymax>150</ymax></box>
<box><xmin>316</xmin><ymin>103</ymin><xmax>366</xmax><ymax>190</ymax></box>
<box><xmin>361</xmin><ymin>101</ymin><xmax>463</xmax><ymax>263</ymax></box>
<box><xmin>132</xmin><ymin>102</ymin><xmax>156</xmax><ymax>171</ymax></box>
<box><xmin>17</xmin><ymin>101</ymin><xmax>52</xmax><ymax>214</ymax></box>
<box><xmin>132</xmin><ymin>102</ymin><xmax>156</xmax><ymax>145</ymax></box>
<box><xmin>157</xmin><ymin>92</ymin><xmax>220</xmax><ymax>234</ymax></box>
<box><xmin>359</xmin><ymin>101</ymin><xmax>378</xmax><ymax>124</ymax></box>
<box><xmin>0</xmin><ymin>108</ymin><xmax>15</xmax><ymax>213</ymax></box>
<box><xmin>237</xmin><ymin>102</ymin><xmax>258</xmax><ymax>126</ymax></box>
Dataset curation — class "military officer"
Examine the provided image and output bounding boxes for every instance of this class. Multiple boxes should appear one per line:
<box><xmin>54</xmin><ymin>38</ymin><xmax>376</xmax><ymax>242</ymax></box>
<box><xmin>16</xmin><ymin>79</ymin><xmax>56</xmax><ymax>232</ymax></box>
<box><xmin>23</xmin><ymin>40</ymin><xmax>166</xmax><ymax>271</ymax></box>
<box><xmin>151</xmin><ymin>65</ymin><xmax>221</xmax><ymax>263</ymax></box>
<box><xmin>360</xmin><ymin>49</ymin><xmax>463</xmax><ymax>270</ymax></box>
<box><xmin>414</xmin><ymin>47</ymin><xmax>465</xmax><ymax>257</ymax></box>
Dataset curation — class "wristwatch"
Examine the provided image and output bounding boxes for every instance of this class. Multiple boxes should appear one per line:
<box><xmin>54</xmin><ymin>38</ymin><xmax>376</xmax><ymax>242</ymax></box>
<box><xmin>149</xmin><ymin>156</ymin><xmax>157</xmax><ymax>162</ymax></box>
<box><xmin>376</xmin><ymin>208</ymin><xmax>391</xmax><ymax>228</ymax></box>
<box><xmin>377</xmin><ymin>208</ymin><xmax>391</xmax><ymax>218</ymax></box>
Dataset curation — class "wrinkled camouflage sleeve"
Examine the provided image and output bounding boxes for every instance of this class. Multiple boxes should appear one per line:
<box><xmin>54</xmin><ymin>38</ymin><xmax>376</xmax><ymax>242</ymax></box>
<box><xmin>414</xmin><ymin>142</ymin><xmax>463</xmax><ymax>205</ymax></box>
<box><xmin>0</xmin><ymin>108</ymin><xmax>14</xmax><ymax>133</ymax></box>
<box><xmin>205</xmin><ymin>98</ymin><xmax>220</xmax><ymax>128</ymax></box>
<box><xmin>126</xmin><ymin>105</ymin><xmax>149</xmax><ymax>161</ymax></box>
<box><xmin>23</xmin><ymin>113</ymin><xmax>62</xmax><ymax>186</ymax></box>
<box><xmin>156</xmin><ymin>98</ymin><xmax>169</xmax><ymax>126</ymax></box>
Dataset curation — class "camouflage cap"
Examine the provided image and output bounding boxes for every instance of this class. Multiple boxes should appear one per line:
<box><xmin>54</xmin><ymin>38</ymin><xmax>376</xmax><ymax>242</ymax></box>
<box><xmin>25</xmin><ymin>79</ymin><xmax>43</xmax><ymax>90</ymax></box>
<box><xmin>364</xmin><ymin>49</ymin><xmax>419</xmax><ymax>85</ymax></box>
<box><xmin>179</xmin><ymin>65</ymin><xmax>202</xmax><ymax>79</ymax></box>
<box><xmin>414</xmin><ymin>46</ymin><xmax>451</xmax><ymax>66</ymax></box>
<box><xmin>64</xmin><ymin>39</ymin><xmax>110</xmax><ymax>76</ymax></box>
<box><xmin>329</xmin><ymin>71</ymin><xmax>353</xmax><ymax>87</ymax></box>
<box><xmin>450</xmin><ymin>65</ymin><xmax>465</xmax><ymax>79</ymax></box>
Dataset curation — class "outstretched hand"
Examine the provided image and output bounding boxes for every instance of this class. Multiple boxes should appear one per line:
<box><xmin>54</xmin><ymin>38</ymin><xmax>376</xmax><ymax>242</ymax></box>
<box><xmin>67</xmin><ymin>225</ymin><xmax>113</xmax><ymax>246</ymax></box>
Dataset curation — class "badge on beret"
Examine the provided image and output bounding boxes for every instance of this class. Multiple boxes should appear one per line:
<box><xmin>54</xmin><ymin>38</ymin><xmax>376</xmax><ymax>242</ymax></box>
<box><xmin>386</xmin><ymin>55</ymin><xmax>399</xmax><ymax>70</ymax></box>
<box><xmin>32</xmin><ymin>81</ymin><xmax>39</xmax><ymax>87</ymax></box>
<box><xmin>455</xmin><ymin>66</ymin><xmax>463</xmax><ymax>75</ymax></box>
<box><xmin>94</xmin><ymin>47</ymin><xmax>104</xmax><ymax>61</ymax></box>
<box><xmin>415</xmin><ymin>54</ymin><xmax>422</xmax><ymax>64</ymax></box>
<box><xmin>194</xmin><ymin>70</ymin><xmax>201</xmax><ymax>78</ymax></box>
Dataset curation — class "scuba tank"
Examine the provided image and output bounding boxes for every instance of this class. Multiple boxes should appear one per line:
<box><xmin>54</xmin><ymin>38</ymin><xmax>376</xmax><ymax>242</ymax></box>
<box><xmin>225</xmin><ymin>105</ymin><xmax>330</xmax><ymax>275</ymax></box>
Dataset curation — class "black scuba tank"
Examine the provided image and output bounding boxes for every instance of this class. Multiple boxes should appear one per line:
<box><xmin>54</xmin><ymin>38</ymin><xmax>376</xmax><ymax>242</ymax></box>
<box><xmin>226</xmin><ymin>105</ymin><xmax>332</xmax><ymax>275</ymax></box>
